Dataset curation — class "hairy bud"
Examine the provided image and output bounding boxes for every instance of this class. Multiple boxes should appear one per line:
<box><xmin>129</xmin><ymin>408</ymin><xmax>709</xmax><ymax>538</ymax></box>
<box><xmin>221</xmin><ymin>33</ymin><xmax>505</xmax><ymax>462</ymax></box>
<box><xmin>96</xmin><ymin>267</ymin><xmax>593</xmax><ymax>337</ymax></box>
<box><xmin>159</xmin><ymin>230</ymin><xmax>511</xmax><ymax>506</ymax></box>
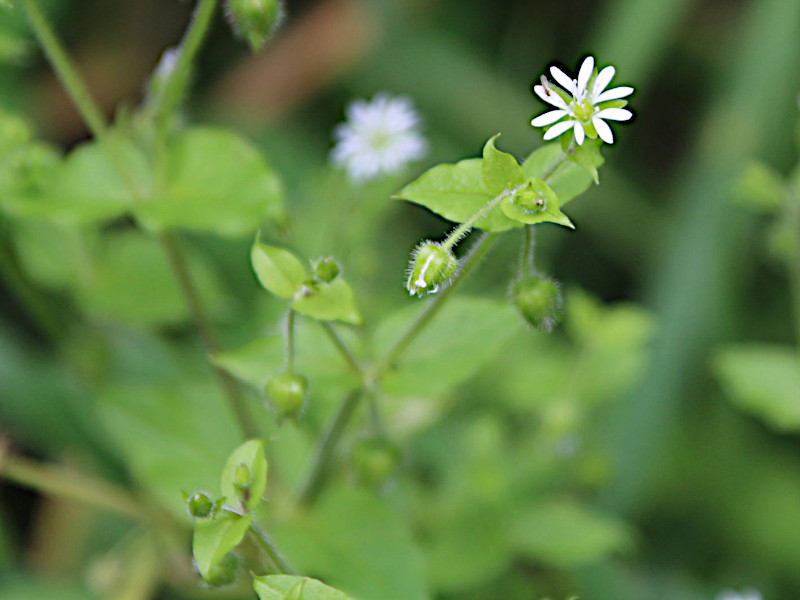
<box><xmin>313</xmin><ymin>257</ymin><xmax>340</xmax><ymax>283</ymax></box>
<box><xmin>225</xmin><ymin>0</ymin><xmax>285</xmax><ymax>50</ymax></box>
<box><xmin>406</xmin><ymin>241</ymin><xmax>458</xmax><ymax>296</ymax></box>
<box><xmin>511</xmin><ymin>275</ymin><xmax>562</xmax><ymax>332</ymax></box>
<box><xmin>187</xmin><ymin>491</ymin><xmax>215</xmax><ymax>519</ymax></box>
<box><xmin>263</xmin><ymin>373</ymin><xmax>309</xmax><ymax>421</ymax></box>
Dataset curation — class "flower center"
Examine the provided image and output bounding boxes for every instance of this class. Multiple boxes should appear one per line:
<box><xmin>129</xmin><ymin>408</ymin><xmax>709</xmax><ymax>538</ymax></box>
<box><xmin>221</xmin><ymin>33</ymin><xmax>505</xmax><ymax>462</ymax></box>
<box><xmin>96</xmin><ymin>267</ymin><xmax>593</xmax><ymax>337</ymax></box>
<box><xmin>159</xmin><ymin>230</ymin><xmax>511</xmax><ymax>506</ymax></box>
<box><xmin>570</xmin><ymin>99</ymin><xmax>595</xmax><ymax>122</ymax></box>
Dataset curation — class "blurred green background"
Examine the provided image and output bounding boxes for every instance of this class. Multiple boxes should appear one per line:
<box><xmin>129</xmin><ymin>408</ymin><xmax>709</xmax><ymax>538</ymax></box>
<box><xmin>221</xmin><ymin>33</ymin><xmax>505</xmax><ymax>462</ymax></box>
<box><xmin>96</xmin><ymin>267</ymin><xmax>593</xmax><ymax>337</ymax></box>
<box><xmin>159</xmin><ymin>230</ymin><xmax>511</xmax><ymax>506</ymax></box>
<box><xmin>1</xmin><ymin>0</ymin><xmax>800</xmax><ymax>599</ymax></box>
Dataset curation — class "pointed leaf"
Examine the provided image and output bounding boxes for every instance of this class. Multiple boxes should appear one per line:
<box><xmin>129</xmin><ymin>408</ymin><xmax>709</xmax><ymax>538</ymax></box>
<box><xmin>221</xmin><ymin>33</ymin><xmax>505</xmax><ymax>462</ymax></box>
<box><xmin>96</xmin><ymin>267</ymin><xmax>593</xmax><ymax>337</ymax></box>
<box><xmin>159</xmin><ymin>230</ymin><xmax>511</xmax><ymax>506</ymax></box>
<box><xmin>481</xmin><ymin>134</ymin><xmax>524</xmax><ymax>195</ymax></box>
<box><xmin>292</xmin><ymin>278</ymin><xmax>362</xmax><ymax>325</ymax></box>
<box><xmin>254</xmin><ymin>575</ymin><xmax>353</xmax><ymax>600</ymax></box>
<box><xmin>220</xmin><ymin>439</ymin><xmax>268</xmax><ymax>512</ymax></box>
<box><xmin>251</xmin><ymin>243</ymin><xmax>307</xmax><ymax>299</ymax></box>
<box><xmin>500</xmin><ymin>178</ymin><xmax>574</xmax><ymax>228</ymax></box>
<box><xmin>192</xmin><ymin>511</ymin><xmax>252</xmax><ymax>580</ymax></box>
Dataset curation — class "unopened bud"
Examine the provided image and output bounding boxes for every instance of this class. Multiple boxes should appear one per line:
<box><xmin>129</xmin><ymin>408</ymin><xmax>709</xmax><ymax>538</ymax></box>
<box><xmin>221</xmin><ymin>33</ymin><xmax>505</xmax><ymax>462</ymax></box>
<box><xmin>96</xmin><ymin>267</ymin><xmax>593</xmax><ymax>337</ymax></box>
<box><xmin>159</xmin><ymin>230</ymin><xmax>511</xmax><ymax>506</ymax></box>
<box><xmin>313</xmin><ymin>257</ymin><xmax>340</xmax><ymax>283</ymax></box>
<box><xmin>225</xmin><ymin>0</ymin><xmax>285</xmax><ymax>50</ymax></box>
<box><xmin>263</xmin><ymin>373</ymin><xmax>309</xmax><ymax>421</ymax></box>
<box><xmin>187</xmin><ymin>491</ymin><xmax>215</xmax><ymax>519</ymax></box>
<box><xmin>511</xmin><ymin>275</ymin><xmax>562</xmax><ymax>332</ymax></box>
<box><xmin>406</xmin><ymin>241</ymin><xmax>458</xmax><ymax>296</ymax></box>
<box><xmin>233</xmin><ymin>463</ymin><xmax>252</xmax><ymax>490</ymax></box>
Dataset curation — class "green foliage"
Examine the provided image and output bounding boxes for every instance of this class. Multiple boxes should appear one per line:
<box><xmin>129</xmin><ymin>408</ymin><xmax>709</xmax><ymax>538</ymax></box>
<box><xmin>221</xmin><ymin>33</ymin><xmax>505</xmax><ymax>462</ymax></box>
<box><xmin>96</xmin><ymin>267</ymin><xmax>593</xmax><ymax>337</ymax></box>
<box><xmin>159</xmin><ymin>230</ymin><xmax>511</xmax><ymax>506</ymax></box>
<box><xmin>292</xmin><ymin>277</ymin><xmax>362</xmax><ymax>325</ymax></box>
<box><xmin>713</xmin><ymin>344</ymin><xmax>800</xmax><ymax>432</ymax></box>
<box><xmin>500</xmin><ymin>178</ymin><xmax>573</xmax><ymax>228</ymax></box>
<box><xmin>481</xmin><ymin>134</ymin><xmax>524</xmax><ymax>195</ymax></box>
<box><xmin>220</xmin><ymin>439</ymin><xmax>268</xmax><ymax>511</ymax></box>
<box><xmin>254</xmin><ymin>575</ymin><xmax>352</xmax><ymax>600</ymax></box>
<box><xmin>733</xmin><ymin>161</ymin><xmax>786</xmax><ymax>213</ymax></box>
<box><xmin>192</xmin><ymin>511</ymin><xmax>251</xmax><ymax>581</ymax></box>
<box><xmin>521</xmin><ymin>145</ymin><xmax>594</xmax><ymax>205</ymax></box>
<box><xmin>252</xmin><ymin>242</ymin><xmax>308</xmax><ymax>300</ymax></box>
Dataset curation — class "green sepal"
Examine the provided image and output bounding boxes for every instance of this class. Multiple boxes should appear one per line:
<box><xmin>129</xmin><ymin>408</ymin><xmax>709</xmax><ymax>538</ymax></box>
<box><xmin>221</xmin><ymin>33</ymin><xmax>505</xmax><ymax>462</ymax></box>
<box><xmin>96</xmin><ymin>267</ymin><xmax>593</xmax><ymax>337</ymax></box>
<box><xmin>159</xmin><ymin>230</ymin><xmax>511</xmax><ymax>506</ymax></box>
<box><xmin>395</xmin><ymin>159</ymin><xmax>521</xmax><ymax>231</ymax></box>
<box><xmin>521</xmin><ymin>144</ymin><xmax>593</xmax><ymax>206</ymax></box>
<box><xmin>253</xmin><ymin>575</ymin><xmax>353</xmax><ymax>600</ymax></box>
<box><xmin>251</xmin><ymin>242</ymin><xmax>308</xmax><ymax>300</ymax></box>
<box><xmin>569</xmin><ymin>138</ymin><xmax>605</xmax><ymax>184</ymax></box>
<box><xmin>192</xmin><ymin>511</ymin><xmax>252</xmax><ymax>582</ymax></box>
<box><xmin>292</xmin><ymin>277</ymin><xmax>362</xmax><ymax>325</ymax></box>
<box><xmin>481</xmin><ymin>134</ymin><xmax>524</xmax><ymax>196</ymax></box>
<box><xmin>501</xmin><ymin>179</ymin><xmax>574</xmax><ymax>228</ymax></box>
<box><xmin>597</xmin><ymin>99</ymin><xmax>628</xmax><ymax>111</ymax></box>
<box><xmin>220</xmin><ymin>439</ymin><xmax>268</xmax><ymax>512</ymax></box>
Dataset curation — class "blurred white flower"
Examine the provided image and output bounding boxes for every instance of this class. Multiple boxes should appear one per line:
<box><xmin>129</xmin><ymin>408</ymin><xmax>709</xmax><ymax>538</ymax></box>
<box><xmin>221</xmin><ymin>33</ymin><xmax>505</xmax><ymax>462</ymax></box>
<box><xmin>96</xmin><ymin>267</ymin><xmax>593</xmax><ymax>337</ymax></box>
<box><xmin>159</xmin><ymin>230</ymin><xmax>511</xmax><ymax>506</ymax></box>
<box><xmin>330</xmin><ymin>93</ymin><xmax>427</xmax><ymax>183</ymax></box>
<box><xmin>716</xmin><ymin>588</ymin><xmax>763</xmax><ymax>600</ymax></box>
<box><xmin>531</xmin><ymin>56</ymin><xmax>634</xmax><ymax>145</ymax></box>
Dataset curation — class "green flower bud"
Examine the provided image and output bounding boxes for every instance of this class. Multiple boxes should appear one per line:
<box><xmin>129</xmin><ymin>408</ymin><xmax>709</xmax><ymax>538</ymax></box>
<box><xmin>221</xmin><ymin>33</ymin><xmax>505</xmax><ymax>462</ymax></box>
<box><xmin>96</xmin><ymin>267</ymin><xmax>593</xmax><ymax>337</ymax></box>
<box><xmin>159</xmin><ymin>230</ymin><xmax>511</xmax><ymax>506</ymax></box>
<box><xmin>225</xmin><ymin>0</ymin><xmax>285</xmax><ymax>51</ymax></box>
<box><xmin>187</xmin><ymin>491</ymin><xmax>215</xmax><ymax>519</ymax></box>
<box><xmin>406</xmin><ymin>241</ymin><xmax>458</xmax><ymax>296</ymax></box>
<box><xmin>313</xmin><ymin>257</ymin><xmax>340</xmax><ymax>283</ymax></box>
<box><xmin>263</xmin><ymin>373</ymin><xmax>309</xmax><ymax>421</ymax></box>
<box><xmin>232</xmin><ymin>463</ymin><xmax>252</xmax><ymax>490</ymax></box>
<box><xmin>352</xmin><ymin>437</ymin><xmax>402</xmax><ymax>490</ymax></box>
<box><xmin>510</xmin><ymin>275</ymin><xmax>562</xmax><ymax>332</ymax></box>
<box><xmin>203</xmin><ymin>551</ymin><xmax>240</xmax><ymax>587</ymax></box>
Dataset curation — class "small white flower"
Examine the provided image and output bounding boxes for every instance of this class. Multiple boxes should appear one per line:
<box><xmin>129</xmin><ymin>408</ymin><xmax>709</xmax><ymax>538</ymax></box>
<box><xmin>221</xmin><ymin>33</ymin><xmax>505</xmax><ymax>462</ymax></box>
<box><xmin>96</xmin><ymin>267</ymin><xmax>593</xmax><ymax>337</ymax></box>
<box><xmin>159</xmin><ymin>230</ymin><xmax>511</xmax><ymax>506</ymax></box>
<box><xmin>715</xmin><ymin>588</ymin><xmax>763</xmax><ymax>600</ymax></box>
<box><xmin>330</xmin><ymin>92</ymin><xmax>427</xmax><ymax>183</ymax></box>
<box><xmin>531</xmin><ymin>56</ymin><xmax>634</xmax><ymax>145</ymax></box>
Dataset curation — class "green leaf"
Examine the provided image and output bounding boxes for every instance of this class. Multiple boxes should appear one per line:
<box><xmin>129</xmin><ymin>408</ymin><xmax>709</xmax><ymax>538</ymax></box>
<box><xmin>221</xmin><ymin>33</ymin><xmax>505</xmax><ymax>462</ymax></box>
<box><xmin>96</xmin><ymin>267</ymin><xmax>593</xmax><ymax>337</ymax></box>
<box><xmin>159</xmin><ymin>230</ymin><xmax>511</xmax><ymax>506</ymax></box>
<box><xmin>251</xmin><ymin>242</ymin><xmax>308</xmax><ymax>300</ymax></box>
<box><xmin>8</xmin><ymin>135</ymin><xmax>150</xmax><ymax>223</ymax></box>
<box><xmin>712</xmin><ymin>344</ymin><xmax>800</xmax><ymax>432</ymax></box>
<box><xmin>292</xmin><ymin>278</ymin><xmax>362</xmax><ymax>325</ymax></box>
<box><xmin>254</xmin><ymin>575</ymin><xmax>353</xmax><ymax>600</ymax></box>
<box><xmin>396</xmin><ymin>159</ymin><xmax>521</xmax><ymax>232</ymax></box>
<box><xmin>522</xmin><ymin>144</ymin><xmax>594</xmax><ymax>206</ymax></box>
<box><xmin>374</xmin><ymin>297</ymin><xmax>518</xmax><ymax>398</ymax></box>
<box><xmin>193</xmin><ymin>511</ymin><xmax>252</xmax><ymax>580</ymax></box>
<box><xmin>135</xmin><ymin>127</ymin><xmax>285</xmax><ymax>236</ymax></box>
<box><xmin>510</xmin><ymin>500</ymin><xmax>633</xmax><ymax>568</ymax></box>
<box><xmin>269</xmin><ymin>487</ymin><xmax>429</xmax><ymax>600</ymax></box>
<box><xmin>500</xmin><ymin>178</ymin><xmax>574</xmax><ymax>228</ymax></box>
<box><xmin>220</xmin><ymin>439</ymin><xmax>268</xmax><ymax>511</ymax></box>
<box><xmin>481</xmin><ymin>134</ymin><xmax>523</xmax><ymax>196</ymax></box>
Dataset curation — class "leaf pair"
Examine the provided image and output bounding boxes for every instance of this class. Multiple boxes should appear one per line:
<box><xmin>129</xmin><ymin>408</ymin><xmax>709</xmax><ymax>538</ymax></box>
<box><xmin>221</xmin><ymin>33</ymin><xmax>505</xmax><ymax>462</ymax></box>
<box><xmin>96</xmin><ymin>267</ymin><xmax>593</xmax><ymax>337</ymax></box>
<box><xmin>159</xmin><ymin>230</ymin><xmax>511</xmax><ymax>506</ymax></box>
<box><xmin>251</xmin><ymin>243</ymin><xmax>362</xmax><ymax>325</ymax></box>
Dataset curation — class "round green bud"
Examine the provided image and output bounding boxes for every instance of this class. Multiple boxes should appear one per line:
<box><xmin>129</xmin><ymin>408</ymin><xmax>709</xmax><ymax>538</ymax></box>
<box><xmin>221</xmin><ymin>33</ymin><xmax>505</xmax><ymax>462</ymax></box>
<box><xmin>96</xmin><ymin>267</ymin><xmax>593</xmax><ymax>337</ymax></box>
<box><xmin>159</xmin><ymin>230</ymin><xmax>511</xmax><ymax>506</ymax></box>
<box><xmin>203</xmin><ymin>551</ymin><xmax>240</xmax><ymax>587</ymax></box>
<box><xmin>352</xmin><ymin>437</ymin><xmax>402</xmax><ymax>490</ymax></box>
<box><xmin>313</xmin><ymin>257</ymin><xmax>340</xmax><ymax>283</ymax></box>
<box><xmin>232</xmin><ymin>463</ymin><xmax>252</xmax><ymax>490</ymax></box>
<box><xmin>225</xmin><ymin>0</ymin><xmax>285</xmax><ymax>51</ymax></box>
<box><xmin>187</xmin><ymin>491</ymin><xmax>215</xmax><ymax>519</ymax></box>
<box><xmin>510</xmin><ymin>275</ymin><xmax>562</xmax><ymax>332</ymax></box>
<box><xmin>406</xmin><ymin>241</ymin><xmax>458</xmax><ymax>297</ymax></box>
<box><xmin>263</xmin><ymin>373</ymin><xmax>309</xmax><ymax>421</ymax></box>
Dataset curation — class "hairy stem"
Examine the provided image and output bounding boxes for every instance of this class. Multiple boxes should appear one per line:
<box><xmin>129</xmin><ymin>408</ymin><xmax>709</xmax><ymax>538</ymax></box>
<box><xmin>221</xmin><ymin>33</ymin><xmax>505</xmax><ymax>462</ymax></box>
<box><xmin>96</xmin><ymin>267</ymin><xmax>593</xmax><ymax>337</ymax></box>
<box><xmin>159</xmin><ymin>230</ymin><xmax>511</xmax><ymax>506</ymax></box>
<box><xmin>522</xmin><ymin>224</ymin><xmax>536</xmax><ymax>276</ymax></box>
<box><xmin>320</xmin><ymin>320</ymin><xmax>365</xmax><ymax>379</ymax></box>
<box><xmin>284</xmin><ymin>308</ymin><xmax>296</xmax><ymax>374</ymax></box>
<box><xmin>295</xmin><ymin>389</ymin><xmax>363</xmax><ymax>506</ymax></box>
<box><xmin>248</xmin><ymin>523</ymin><xmax>295</xmax><ymax>575</ymax></box>
<box><xmin>442</xmin><ymin>193</ymin><xmax>512</xmax><ymax>252</ymax></box>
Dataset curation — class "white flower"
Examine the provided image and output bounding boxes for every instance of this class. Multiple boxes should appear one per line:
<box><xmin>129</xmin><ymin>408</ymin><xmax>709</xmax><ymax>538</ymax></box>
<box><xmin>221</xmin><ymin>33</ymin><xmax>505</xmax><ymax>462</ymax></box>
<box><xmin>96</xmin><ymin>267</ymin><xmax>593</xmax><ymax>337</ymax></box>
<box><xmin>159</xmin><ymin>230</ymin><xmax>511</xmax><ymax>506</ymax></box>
<box><xmin>530</xmin><ymin>56</ymin><xmax>634</xmax><ymax>145</ymax></box>
<box><xmin>715</xmin><ymin>588</ymin><xmax>763</xmax><ymax>600</ymax></box>
<box><xmin>330</xmin><ymin>93</ymin><xmax>427</xmax><ymax>183</ymax></box>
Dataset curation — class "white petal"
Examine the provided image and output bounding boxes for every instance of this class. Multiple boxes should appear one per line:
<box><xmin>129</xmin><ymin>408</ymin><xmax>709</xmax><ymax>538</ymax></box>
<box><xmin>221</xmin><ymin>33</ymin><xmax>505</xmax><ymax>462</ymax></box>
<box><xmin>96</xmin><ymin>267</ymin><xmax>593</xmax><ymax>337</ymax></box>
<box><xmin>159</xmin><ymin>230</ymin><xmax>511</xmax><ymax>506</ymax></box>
<box><xmin>550</xmin><ymin>66</ymin><xmax>576</xmax><ymax>96</ymax></box>
<box><xmin>542</xmin><ymin>119</ymin><xmax>575</xmax><ymax>140</ymax></box>
<box><xmin>573</xmin><ymin>122</ymin><xmax>585</xmax><ymax>145</ymax></box>
<box><xmin>577</xmin><ymin>56</ymin><xmax>594</xmax><ymax>96</ymax></box>
<box><xmin>533</xmin><ymin>85</ymin><xmax>568</xmax><ymax>109</ymax></box>
<box><xmin>531</xmin><ymin>110</ymin><xmax>568</xmax><ymax>127</ymax></box>
<box><xmin>592</xmin><ymin>117</ymin><xmax>614</xmax><ymax>144</ymax></box>
<box><xmin>594</xmin><ymin>86</ymin><xmax>634</xmax><ymax>103</ymax></box>
<box><xmin>592</xmin><ymin>66</ymin><xmax>615</xmax><ymax>98</ymax></box>
<box><xmin>594</xmin><ymin>107</ymin><xmax>633</xmax><ymax>121</ymax></box>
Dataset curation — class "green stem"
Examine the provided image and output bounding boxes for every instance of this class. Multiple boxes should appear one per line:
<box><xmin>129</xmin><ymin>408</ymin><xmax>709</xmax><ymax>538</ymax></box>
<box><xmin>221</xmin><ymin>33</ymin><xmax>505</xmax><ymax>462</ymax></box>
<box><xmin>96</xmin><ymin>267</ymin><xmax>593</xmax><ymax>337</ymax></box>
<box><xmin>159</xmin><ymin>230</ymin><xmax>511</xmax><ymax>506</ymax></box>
<box><xmin>295</xmin><ymin>389</ymin><xmax>363</xmax><ymax>506</ymax></box>
<box><xmin>248</xmin><ymin>524</ymin><xmax>295</xmax><ymax>575</ymax></box>
<box><xmin>522</xmin><ymin>224</ymin><xmax>536</xmax><ymax>276</ymax></box>
<box><xmin>161</xmin><ymin>233</ymin><xmax>258</xmax><ymax>439</ymax></box>
<box><xmin>284</xmin><ymin>308</ymin><xmax>296</xmax><ymax>374</ymax></box>
<box><xmin>786</xmin><ymin>195</ymin><xmax>800</xmax><ymax>350</ymax></box>
<box><xmin>21</xmin><ymin>0</ymin><xmax>107</xmax><ymax>138</ymax></box>
<box><xmin>377</xmin><ymin>231</ymin><xmax>499</xmax><ymax>377</ymax></box>
<box><xmin>319</xmin><ymin>320</ymin><xmax>364</xmax><ymax>379</ymax></box>
<box><xmin>441</xmin><ymin>191</ymin><xmax>514</xmax><ymax>252</ymax></box>
<box><xmin>0</xmin><ymin>453</ymin><xmax>143</xmax><ymax>519</ymax></box>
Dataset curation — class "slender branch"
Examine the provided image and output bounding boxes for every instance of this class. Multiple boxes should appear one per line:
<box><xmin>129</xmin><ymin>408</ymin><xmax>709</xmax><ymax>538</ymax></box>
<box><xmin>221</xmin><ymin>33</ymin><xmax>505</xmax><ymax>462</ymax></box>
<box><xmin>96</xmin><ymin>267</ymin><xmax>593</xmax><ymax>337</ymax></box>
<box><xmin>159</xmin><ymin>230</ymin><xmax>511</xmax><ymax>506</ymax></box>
<box><xmin>442</xmin><ymin>192</ymin><xmax>513</xmax><ymax>252</ymax></box>
<box><xmin>161</xmin><ymin>233</ymin><xmax>258</xmax><ymax>439</ymax></box>
<box><xmin>295</xmin><ymin>389</ymin><xmax>363</xmax><ymax>506</ymax></box>
<box><xmin>284</xmin><ymin>308</ymin><xmax>296</xmax><ymax>373</ymax></box>
<box><xmin>0</xmin><ymin>453</ymin><xmax>143</xmax><ymax>519</ymax></box>
<box><xmin>522</xmin><ymin>224</ymin><xmax>536</xmax><ymax>276</ymax></box>
<box><xmin>248</xmin><ymin>524</ymin><xmax>295</xmax><ymax>575</ymax></box>
<box><xmin>319</xmin><ymin>321</ymin><xmax>365</xmax><ymax>379</ymax></box>
<box><xmin>21</xmin><ymin>0</ymin><xmax>107</xmax><ymax>138</ymax></box>
<box><xmin>377</xmin><ymin>232</ymin><xmax>499</xmax><ymax>377</ymax></box>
